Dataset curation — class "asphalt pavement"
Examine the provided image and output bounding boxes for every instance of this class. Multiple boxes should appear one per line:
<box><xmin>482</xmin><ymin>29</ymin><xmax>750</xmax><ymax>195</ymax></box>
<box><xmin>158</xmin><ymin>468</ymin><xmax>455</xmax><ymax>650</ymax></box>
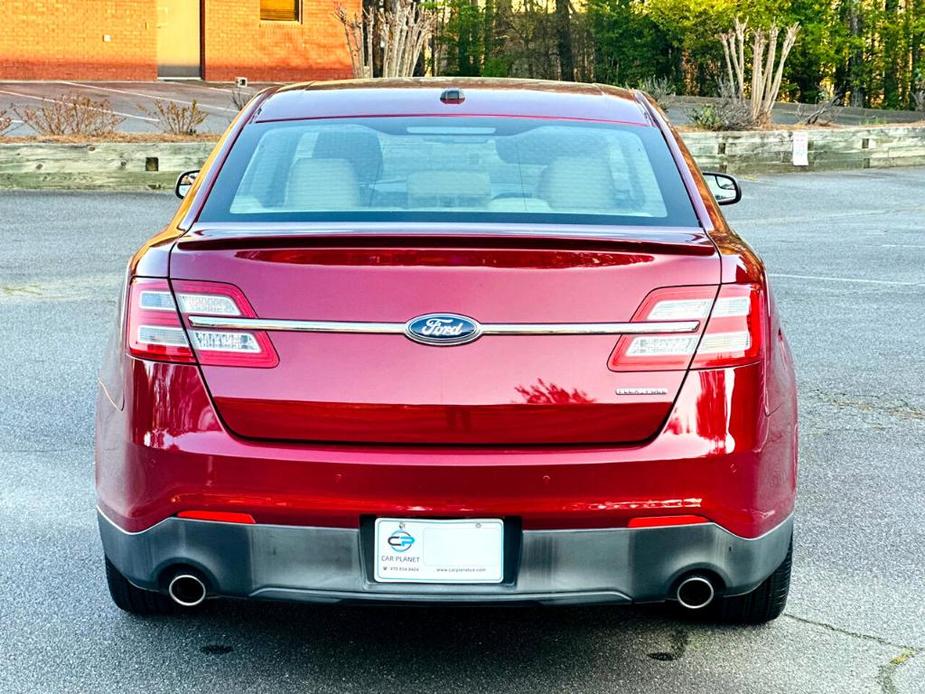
<box><xmin>0</xmin><ymin>169</ymin><xmax>924</xmax><ymax>693</ymax></box>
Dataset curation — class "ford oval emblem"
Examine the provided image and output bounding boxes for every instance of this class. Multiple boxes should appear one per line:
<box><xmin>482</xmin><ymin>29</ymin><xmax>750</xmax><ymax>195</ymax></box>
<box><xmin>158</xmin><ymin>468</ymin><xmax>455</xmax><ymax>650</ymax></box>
<box><xmin>405</xmin><ymin>313</ymin><xmax>482</xmax><ymax>346</ymax></box>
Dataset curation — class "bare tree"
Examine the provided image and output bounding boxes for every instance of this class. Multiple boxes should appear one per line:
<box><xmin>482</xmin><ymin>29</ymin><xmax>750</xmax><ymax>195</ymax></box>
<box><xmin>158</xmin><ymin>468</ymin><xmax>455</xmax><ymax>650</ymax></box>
<box><xmin>915</xmin><ymin>87</ymin><xmax>925</xmax><ymax>113</ymax></box>
<box><xmin>0</xmin><ymin>108</ymin><xmax>11</xmax><ymax>135</ymax></box>
<box><xmin>230</xmin><ymin>85</ymin><xmax>254</xmax><ymax>111</ymax></box>
<box><xmin>336</xmin><ymin>0</ymin><xmax>438</xmax><ymax>79</ymax></box>
<box><xmin>796</xmin><ymin>89</ymin><xmax>842</xmax><ymax>126</ymax></box>
<box><xmin>720</xmin><ymin>18</ymin><xmax>799</xmax><ymax>127</ymax></box>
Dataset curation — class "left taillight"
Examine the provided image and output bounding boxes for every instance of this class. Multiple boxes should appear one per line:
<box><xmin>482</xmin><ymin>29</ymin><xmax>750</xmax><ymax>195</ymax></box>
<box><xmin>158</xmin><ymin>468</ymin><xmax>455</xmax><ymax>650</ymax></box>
<box><xmin>126</xmin><ymin>278</ymin><xmax>196</xmax><ymax>363</ymax></box>
<box><xmin>126</xmin><ymin>278</ymin><xmax>278</xmax><ymax>368</ymax></box>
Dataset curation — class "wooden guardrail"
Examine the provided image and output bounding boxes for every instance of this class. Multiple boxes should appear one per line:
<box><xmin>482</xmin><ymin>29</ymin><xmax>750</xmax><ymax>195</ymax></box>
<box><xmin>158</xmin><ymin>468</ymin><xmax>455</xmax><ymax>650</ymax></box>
<box><xmin>0</xmin><ymin>142</ymin><xmax>214</xmax><ymax>190</ymax></box>
<box><xmin>1</xmin><ymin>124</ymin><xmax>924</xmax><ymax>189</ymax></box>
<box><xmin>683</xmin><ymin>124</ymin><xmax>925</xmax><ymax>174</ymax></box>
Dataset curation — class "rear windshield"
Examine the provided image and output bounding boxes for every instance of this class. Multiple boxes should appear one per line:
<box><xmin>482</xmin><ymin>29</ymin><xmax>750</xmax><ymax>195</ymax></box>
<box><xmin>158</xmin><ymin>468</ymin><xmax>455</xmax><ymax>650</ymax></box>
<box><xmin>198</xmin><ymin>116</ymin><xmax>699</xmax><ymax>228</ymax></box>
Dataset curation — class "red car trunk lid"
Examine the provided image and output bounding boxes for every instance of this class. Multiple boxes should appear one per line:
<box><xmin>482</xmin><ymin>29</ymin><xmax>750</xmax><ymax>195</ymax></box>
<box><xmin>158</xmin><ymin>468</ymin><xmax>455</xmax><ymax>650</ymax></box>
<box><xmin>169</xmin><ymin>227</ymin><xmax>719</xmax><ymax>445</ymax></box>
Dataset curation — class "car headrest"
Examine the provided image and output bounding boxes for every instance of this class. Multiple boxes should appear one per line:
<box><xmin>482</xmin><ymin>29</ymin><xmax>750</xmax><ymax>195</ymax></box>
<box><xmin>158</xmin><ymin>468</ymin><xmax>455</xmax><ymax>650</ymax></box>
<box><xmin>286</xmin><ymin>158</ymin><xmax>361</xmax><ymax>210</ymax></box>
<box><xmin>313</xmin><ymin>130</ymin><xmax>383</xmax><ymax>185</ymax></box>
<box><xmin>538</xmin><ymin>157</ymin><xmax>618</xmax><ymax>211</ymax></box>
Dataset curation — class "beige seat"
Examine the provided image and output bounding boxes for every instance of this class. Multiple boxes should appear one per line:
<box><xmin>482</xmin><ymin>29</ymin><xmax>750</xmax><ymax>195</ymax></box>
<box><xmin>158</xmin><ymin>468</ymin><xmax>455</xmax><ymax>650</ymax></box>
<box><xmin>538</xmin><ymin>156</ymin><xmax>619</xmax><ymax>211</ymax></box>
<box><xmin>285</xmin><ymin>158</ymin><xmax>361</xmax><ymax>210</ymax></box>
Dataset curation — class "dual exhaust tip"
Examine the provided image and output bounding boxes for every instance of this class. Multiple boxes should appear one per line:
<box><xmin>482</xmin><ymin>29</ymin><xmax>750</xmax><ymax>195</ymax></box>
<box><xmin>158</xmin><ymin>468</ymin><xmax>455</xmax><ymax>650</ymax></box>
<box><xmin>167</xmin><ymin>573</ymin><xmax>207</xmax><ymax>607</ymax></box>
<box><xmin>675</xmin><ymin>574</ymin><xmax>716</xmax><ymax>610</ymax></box>
<box><xmin>165</xmin><ymin>570</ymin><xmax>715</xmax><ymax>610</ymax></box>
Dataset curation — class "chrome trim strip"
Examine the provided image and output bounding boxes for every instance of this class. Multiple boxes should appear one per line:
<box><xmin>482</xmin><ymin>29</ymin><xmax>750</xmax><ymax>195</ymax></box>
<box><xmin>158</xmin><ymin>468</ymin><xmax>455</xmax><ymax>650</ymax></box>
<box><xmin>187</xmin><ymin>315</ymin><xmax>700</xmax><ymax>336</ymax></box>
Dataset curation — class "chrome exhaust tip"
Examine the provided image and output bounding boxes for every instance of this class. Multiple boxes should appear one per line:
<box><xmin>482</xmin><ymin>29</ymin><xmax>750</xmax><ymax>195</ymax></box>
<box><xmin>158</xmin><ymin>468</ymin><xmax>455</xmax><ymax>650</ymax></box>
<box><xmin>167</xmin><ymin>573</ymin><xmax>206</xmax><ymax>607</ymax></box>
<box><xmin>675</xmin><ymin>575</ymin><xmax>715</xmax><ymax>610</ymax></box>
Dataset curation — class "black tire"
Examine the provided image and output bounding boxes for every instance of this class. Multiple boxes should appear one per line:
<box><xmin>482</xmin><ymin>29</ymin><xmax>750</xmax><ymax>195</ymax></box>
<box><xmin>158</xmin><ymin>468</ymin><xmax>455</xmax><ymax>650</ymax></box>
<box><xmin>713</xmin><ymin>539</ymin><xmax>793</xmax><ymax>625</ymax></box>
<box><xmin>105</xmin><ymin>557</ymin><xmax>176</xmax><ymax>615</ymax></box>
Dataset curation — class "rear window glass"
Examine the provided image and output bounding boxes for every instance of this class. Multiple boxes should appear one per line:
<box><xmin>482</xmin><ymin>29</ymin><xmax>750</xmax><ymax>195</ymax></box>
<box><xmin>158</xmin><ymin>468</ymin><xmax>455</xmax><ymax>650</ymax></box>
<box><xmin>199</xmin><ymin>117</ymin><xmax>699</xmax><ymax>228</ymax></box>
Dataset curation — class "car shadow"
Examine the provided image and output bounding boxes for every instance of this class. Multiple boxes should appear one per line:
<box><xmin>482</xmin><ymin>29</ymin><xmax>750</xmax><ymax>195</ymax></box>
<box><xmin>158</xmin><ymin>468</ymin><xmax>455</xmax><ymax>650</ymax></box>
<box><xmin>140</xmin><ymin>599</ymin><xmax>716</xmax><ymax>690</ymax></box>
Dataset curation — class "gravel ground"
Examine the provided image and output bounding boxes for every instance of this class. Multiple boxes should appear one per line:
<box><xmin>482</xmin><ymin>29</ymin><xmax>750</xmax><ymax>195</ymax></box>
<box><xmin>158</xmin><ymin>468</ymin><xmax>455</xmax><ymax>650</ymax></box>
<box><xmin>0</xmin><ymin>169</ymin><xmax>923</xmax><ymax>693</ymax></box>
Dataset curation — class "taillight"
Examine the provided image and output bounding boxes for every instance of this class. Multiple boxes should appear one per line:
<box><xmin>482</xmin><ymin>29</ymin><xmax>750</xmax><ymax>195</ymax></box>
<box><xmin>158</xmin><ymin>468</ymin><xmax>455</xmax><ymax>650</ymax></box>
<box><xmin>127</xmin><ymin>278</ymin><xmax>196</xmax><ymax>363</ymax></box>
<box><xmin>172</xmin><ymin>279</ymin><xmax>278</xmax><ymax>368</ymax></box>
<box><xmin>609</xmin><ymin>283</ymin><xmax>764</xmax><ymax>371</ymax></box>
<box><xmin>126</xmin><ymin>278</ymin><xmax>278</xmax><ymax>368</ymax></box>
<box><xmin>689</xmin><ymin>283</ymin><xmax>763</xmax><ymax>369</ymax></box>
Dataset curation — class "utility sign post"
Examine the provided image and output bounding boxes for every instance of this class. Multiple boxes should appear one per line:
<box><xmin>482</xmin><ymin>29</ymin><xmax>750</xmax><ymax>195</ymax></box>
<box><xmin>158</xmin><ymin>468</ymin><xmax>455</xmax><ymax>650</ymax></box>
<box><xmin>792</xmin><ymin>131</ymin><xmax>809</xmax><ymax>166</ymax></box>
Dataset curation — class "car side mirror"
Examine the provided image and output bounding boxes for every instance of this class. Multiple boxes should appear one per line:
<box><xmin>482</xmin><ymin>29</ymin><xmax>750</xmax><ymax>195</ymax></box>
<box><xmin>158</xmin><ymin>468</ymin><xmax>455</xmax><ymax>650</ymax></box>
<box><xmin>702</xmin><ymin>171</ymin><xmax>741</xmax><ymax>206</ymax></box>
<box><xmin>175</xmin><ymin>170</ymin><xmax>199</xmax><ymax>199</ymax></box>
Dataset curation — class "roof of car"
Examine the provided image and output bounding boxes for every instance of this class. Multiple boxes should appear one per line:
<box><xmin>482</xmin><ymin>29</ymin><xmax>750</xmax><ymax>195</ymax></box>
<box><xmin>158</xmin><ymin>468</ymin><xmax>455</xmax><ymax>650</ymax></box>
<box><xmin>253</xmin><ymin>78</ymin><xmax>653</xmax><ymax>126</ymax></box>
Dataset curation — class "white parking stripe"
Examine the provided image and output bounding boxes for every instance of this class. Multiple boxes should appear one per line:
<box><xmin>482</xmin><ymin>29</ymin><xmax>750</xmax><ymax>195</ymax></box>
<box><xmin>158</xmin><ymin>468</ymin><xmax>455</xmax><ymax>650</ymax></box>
<box><xmin>769</xmin><ymin>272</ymin><xmax>923</xmax><ymax>287</ymax></box>
<box><xmin>58</xmin><ymin>81</ymin><xmax>237</xmax><ymax>114</ymax></box>
<box><xmin>0</xmin><ymin>88</ymin><xmax>158</xmax><ymax>122</ymax></box>
<box><xmin>881</xmin><ymin>244</ymin><xmax>925</xmax><ymax>249</ymax></box>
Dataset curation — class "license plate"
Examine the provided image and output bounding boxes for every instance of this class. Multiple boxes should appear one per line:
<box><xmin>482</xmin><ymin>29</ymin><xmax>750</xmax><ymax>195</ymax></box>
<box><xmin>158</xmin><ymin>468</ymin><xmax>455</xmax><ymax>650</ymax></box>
<box><xmin>374</xmin><ymin>518</ymin><xmax>504</xmax><ymax>584</ymax></box>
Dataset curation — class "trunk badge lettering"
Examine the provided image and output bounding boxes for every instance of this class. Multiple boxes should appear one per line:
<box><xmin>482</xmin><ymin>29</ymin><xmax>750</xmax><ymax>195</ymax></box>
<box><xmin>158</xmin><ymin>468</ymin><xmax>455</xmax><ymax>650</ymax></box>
<box><xmin>405</xmin><ymin>314</ymin><xmax>482</xmax><ymax>346</ymax></box>
<box><xmin>615</xmin><ymin>387</ymin><xmax>669</xmax><ymax>396</ymax></box>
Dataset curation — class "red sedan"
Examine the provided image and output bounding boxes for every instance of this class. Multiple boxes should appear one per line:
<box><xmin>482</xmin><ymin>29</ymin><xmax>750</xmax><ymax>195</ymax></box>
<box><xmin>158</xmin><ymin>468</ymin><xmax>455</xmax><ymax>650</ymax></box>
<box><xmin>96</xmin><ymin>78</ymin><xmax>797</xmax><ymax>623</ymax></box>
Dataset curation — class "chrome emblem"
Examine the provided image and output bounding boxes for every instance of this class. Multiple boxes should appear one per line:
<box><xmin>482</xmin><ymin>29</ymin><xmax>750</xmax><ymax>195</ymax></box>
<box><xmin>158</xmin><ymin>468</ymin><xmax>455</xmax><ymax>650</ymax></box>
<box><xmin>405</xmin><ymin>313</ymin><xmax>482</xmax><ymax>346</ymax></box>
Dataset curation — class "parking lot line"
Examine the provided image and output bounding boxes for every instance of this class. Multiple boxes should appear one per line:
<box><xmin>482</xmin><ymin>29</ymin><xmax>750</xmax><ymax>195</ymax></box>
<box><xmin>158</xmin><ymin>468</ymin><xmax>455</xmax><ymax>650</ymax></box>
<box><xmin>769</xmin><ymin>272</ymin><xmax>922</xmax><ymax>287</ymax></box>
<box><xmin>58</xmin><ymin>81</ymin><xmax>238</xmax><ymax>114</ymax></box>
<box><xmin>0</xmin><ymin>88</ymin><xmax>158</xmax><ymax>122</ymax></box>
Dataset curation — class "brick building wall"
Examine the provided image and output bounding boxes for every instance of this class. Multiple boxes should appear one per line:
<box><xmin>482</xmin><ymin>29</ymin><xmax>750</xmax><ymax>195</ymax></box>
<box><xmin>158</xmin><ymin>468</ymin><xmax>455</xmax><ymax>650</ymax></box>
<box><xmin>0</xmin><ymin>0</ymin><xmax>357</xmax><ymax>82</ymax></box>
<box><xmin>0</xmin><ymin>0</ymin><xmax>158</xmax><ymax>80</ymax></box>
<box><xmin>202</xmin><ymin>0</ymin><xmax>355</xmax><ymax>82</ymax></box>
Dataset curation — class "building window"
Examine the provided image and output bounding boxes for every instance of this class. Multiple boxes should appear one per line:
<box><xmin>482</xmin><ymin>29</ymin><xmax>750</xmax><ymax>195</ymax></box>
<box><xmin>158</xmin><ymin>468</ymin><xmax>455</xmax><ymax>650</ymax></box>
<box><xmin>261</xmin><ymin>0</ymin><xmax>300</xmax><ymax>22</ymax></box>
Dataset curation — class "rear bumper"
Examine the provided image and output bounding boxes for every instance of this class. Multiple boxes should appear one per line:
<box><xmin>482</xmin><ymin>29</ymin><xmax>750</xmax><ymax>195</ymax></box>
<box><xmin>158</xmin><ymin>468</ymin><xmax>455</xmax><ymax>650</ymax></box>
<box><xmin>99</xmin><ymin>510</ymin><xmax>793</xmax><ymax>605</ymax></box>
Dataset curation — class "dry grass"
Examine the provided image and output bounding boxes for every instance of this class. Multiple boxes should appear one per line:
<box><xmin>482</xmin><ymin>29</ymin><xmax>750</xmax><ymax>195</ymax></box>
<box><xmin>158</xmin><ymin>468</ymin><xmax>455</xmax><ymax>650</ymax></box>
<box><xmin>15</xmin><ymin>92</ymin><xmax>124</xmax><ymax>136</ymax></box>
<box><xmin>141</xmin><ymin>99</ymin><xmax>209</xmax><ymax>135</ymax></box>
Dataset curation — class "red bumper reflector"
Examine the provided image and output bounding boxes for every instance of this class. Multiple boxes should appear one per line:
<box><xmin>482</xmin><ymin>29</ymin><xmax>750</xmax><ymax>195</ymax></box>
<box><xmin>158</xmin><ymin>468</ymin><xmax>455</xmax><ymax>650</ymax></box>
<box><xmin>177</xmin><ymin>511</ymin><xmax>256</xmax><ymax>524</ymax></box>
<box><xmin>627</xmin><ymin>514</ymin><xmax>709</xmax><ymax>528</ymax></box>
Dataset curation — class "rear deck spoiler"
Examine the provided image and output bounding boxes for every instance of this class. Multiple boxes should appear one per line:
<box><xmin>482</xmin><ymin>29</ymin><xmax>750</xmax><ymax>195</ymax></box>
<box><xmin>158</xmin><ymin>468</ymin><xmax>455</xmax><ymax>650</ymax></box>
<box><xmin>178</xmin><ymin>223</ymin><xmax>718</xmax><ymax>257</ymax></box>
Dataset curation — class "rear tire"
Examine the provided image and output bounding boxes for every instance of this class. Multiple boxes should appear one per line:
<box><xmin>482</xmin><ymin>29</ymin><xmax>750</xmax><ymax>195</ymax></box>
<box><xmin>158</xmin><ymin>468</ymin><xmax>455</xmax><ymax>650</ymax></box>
<box><xmin>105</xmin><ymin>557</ymin><xmax>175</xmax><ymax>615</ymax></box>
<box><xmin>713</xmin><ymin>539</ymin><xmax>793</xmax><ymax>624</ymax></box>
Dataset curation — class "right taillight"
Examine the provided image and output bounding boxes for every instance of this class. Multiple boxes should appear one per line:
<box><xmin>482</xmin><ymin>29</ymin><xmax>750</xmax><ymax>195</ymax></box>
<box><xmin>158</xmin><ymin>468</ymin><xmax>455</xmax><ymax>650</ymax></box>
<box><xmin>609</xmin><ymin>283</ymin><xmax>764</xmax><ymax>371</ymax></box>
<box><xmin>689</xmin><ymin>283</ymin><xmax>763</xmax><ymax>369</ymax></box>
